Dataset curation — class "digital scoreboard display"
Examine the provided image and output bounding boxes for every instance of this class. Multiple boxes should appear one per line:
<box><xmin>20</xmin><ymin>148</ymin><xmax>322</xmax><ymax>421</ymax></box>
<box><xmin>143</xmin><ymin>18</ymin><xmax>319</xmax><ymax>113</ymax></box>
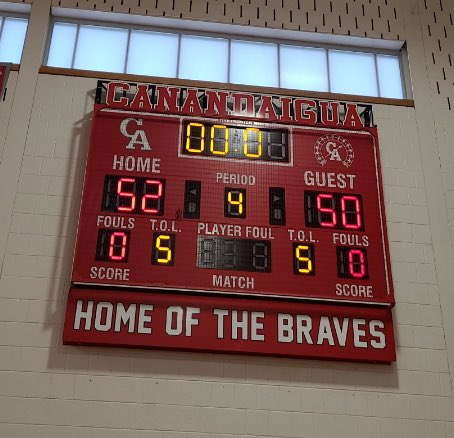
<box><xmin>64</xmin><ymin>81</ymin><xmax>395</xmax><ymax>362</ymax></box>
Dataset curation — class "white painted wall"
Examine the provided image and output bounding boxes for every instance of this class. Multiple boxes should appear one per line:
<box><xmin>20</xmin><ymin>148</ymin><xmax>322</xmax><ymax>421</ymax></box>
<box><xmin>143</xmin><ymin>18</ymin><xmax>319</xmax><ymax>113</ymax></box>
<box><xmin>1</xmin><ymin>0</ymin><xmax>454</xmax><ymax>436</ymax></box>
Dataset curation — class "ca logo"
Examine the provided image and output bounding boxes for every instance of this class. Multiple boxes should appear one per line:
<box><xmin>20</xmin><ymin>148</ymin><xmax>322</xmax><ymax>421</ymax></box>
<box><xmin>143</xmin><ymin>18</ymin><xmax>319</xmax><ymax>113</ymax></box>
<box><xmin>314</xmin><ymin>134</ymin><xmax>354</xmax><ymax>167</ymax></box>
<box><xmin>120</xmin><ymin>118</ymin><xmax>151</xmax><ymax>151</ymax></box>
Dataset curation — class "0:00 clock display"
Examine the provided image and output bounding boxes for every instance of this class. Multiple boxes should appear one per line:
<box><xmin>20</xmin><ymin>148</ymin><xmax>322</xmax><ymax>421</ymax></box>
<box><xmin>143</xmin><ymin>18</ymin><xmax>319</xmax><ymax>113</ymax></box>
<box><xmin>182</xmin><ymin>121</ymin><xmax>289</xmax><ymax>162</ymax></box>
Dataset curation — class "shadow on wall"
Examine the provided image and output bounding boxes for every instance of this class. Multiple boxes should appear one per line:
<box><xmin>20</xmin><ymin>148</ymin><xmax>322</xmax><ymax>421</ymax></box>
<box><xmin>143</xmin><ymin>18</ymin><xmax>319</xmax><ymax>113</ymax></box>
<box><xmin>43</xmin><ymin>82</ymin><xmax>95</xmax><ymax>372</ymax></box>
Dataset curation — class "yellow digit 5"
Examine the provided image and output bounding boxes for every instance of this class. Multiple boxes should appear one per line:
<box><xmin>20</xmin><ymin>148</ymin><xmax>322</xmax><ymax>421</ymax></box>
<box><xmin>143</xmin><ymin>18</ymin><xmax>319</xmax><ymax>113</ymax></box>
<box><xmin>156</xmin><ymin>235</ymin><xmax>172</xmax><ymax>264</ymax></box>
<box><xmin>296</xmin><ymin>245</ymin><xmax>312</xmax><ymax>274</ymax></box>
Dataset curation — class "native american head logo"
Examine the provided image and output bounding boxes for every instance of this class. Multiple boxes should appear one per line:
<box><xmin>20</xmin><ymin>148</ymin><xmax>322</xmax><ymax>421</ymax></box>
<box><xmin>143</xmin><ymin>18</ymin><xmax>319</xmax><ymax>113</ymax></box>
<box><xmin>314</xmin><ymin>134</ymin><xmax>354</xmax><ymax>167</ymax></box>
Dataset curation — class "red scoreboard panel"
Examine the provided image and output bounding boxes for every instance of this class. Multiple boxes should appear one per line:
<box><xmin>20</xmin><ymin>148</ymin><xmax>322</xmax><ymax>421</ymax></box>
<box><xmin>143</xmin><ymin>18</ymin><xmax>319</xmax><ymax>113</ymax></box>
<box><xmin>64</xmin><ymin>81</ymin><xmax>395</xmax><ymax>362</ymax></box>
<box><xmin>0</xmin><ymin>63</ymin><xmax>11</xmax><ymax>100</ymax></box>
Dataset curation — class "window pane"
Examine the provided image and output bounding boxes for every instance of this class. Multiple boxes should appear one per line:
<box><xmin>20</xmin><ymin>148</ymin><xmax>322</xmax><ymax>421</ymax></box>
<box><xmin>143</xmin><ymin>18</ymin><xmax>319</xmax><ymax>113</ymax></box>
<box><xmin>0</xmin><ymin>17</ymin><xmax>28</xmax><ymax>63</ymax></box>
<box><xmin>179</xmin><ymin>35</ymin><xmax>228</xmax><ymax>82</ymax></box>
<box><xmin>127</xmin><ymin>30</ymin><xmax>178</xmax><ymax>77</ymax></box>
<box><xmin>328</xmin><ymin>50</ymin><xmax>378</xmax><ymax>96</ymax></box>
<box><xmin>280</xmin><ymin>45</ymin><xmax>328</xmax><ymax>92</ymax></box>
<box><xmin>73</xmin><ymin>25</ymin><xmax>128</xmax><ymax>72</ymax></box>
<box><xmin>377</xmin><ymin>54</ymin><xmax>404</xmax><ymax>98</ymax></box>
<box><xmin>47</xmin><ymin>22</ymin><xmax>78</xmax><ymax>68</ymax></box>
<box><xmin>230</xmin><ymin>40</ymin><xmax>278</xmax><ymax>87</ymax></box>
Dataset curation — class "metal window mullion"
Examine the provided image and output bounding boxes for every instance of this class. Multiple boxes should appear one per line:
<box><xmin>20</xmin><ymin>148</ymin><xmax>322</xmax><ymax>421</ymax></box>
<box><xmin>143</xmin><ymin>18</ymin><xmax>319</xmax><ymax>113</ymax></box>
<box><xmin>227</xmin><ymin>38</ymin><xmax>231</xmax><ymax>83</ymax></box>
<box><xmin>123</xmin><ymin>29</ymin><xmax>132</xmax><ymax>74</ymax></box>
<box><xmin>175</xmin><ymin>33</ymin><xmax>182</xmax><ymax>78</ymax></box>
<box><xmin>43</xmin><ymin>19</ymin><xmax>56</xmax><ymax>66</ymax></box>
<box><xmin>398</xmin><ymin>52</ymin><xmax>408</xmax><ymax>99</ymax></box>
<box><xmin>277</xmin><ymin>44</ymin><xmax>281</xmax><ymax>88</ymax></box>
<box><xmin>70</xmin><ymin>24</ymin><xmax>81</xmax><ymax>69</ymax></box>
<box><xmin>326</xmin><ymin>48</ymin><xmax>331</xmax><ymax>92</ymax></box>
<box><xmin>0</xmin><ymin>17</ymin><xmax>4</xmax><ymax>45</ymax></box>
<box><xmin>374</xmin><ymin>54</ymin><xmax>381</xmax><ymax>97</ymax></box>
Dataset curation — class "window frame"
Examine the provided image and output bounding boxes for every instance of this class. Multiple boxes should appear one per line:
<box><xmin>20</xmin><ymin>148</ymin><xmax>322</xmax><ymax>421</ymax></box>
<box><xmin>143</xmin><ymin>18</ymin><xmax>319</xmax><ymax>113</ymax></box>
<box><xmin>0</xmin><ymin>11</ymin><xmax>29</xmax><ymax>64</ymax></box>
<box><xmin>44</xmin><ymin>17</ymin><xmax>410</xmax><ymax>100</ymax></box>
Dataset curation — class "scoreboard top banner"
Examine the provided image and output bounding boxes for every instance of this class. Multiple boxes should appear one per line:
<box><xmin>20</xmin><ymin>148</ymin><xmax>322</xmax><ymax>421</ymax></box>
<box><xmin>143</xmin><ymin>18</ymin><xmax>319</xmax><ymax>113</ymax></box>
<box><xmin>96</xmin><ymin>80</ymin><xmax>375</xmax><ymax>130</ymax></box>
<box><xmin>65</xmin><ymin>79</ymin><xmax>395</xmax><ymax>363</ymax></box>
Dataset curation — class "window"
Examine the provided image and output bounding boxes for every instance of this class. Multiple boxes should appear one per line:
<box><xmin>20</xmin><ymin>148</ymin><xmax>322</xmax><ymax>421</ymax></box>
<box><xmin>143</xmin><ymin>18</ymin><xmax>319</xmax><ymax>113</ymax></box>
<box><xmin>0</xmin><ymin>16</ymin><xmax>28</xmax><ymax>63</ymax></box>
<box><xmin>280</xmin><ymin>45</ymin><xmax>328</xmax><ymax>92</ymax></box>
<box><xmin>329</xmin><ymin>50</ymin><xmax>378</xmax><ymax>96</ymax></box>
<box><xmin>46</xmin><ymin>20</ymin><xmax>406</xmax><ymax>99</ymax></box>
<box><xmin>127</xmin><ymin>30</ymin><xmax>178</xmax><ymax>77</ymax></box>
<box><xmin>377</xmin><ymin>54</ymin><xmax>404</xmax><ymax>99</ymax></box>
<box><xmin>75</xmin><ymin>25</ymin><xmax>128</xmax><ymax>72</ymax></box>
<box><xmin>179</xmin><ymin>35</ymin><xmax>228</xmax><ymax>82</ymax></box>
<box><xmin>230</xmin><ymin>40</ymin><xmax>278</xmax><ymax>87</ymax></box>
<box><xmin>47</xmin><ymin>22</ymin><xmax>77</xmax><ymax>68</ymax></box>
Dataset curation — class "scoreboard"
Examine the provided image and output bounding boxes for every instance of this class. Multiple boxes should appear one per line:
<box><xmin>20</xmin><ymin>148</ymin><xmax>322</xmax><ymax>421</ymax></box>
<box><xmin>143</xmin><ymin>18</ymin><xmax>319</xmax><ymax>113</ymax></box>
<box><xmin>0</xmin><ymin>63</ymin><xmax>11</xmax><ymax>100</ymax></box>
<box><xmin>63</xmin><ymin>81</ymin><xmax>395</xmax><ymax>362</ymax></box>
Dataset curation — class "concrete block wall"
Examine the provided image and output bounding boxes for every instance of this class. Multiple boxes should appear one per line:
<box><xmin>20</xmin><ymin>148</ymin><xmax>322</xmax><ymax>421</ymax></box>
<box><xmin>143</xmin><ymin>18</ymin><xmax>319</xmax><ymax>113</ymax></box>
<box><xmin>52</xmin><ymin>0</ymin><xmax>404</xmax><ymax>39</ymax></box>
<box><xmin>2</xmin><ymin>0</ymin><xmax>31</xmax><ymax>5</ymax></box>
<box><xmin>1</xmin><ymin>0</ymin><xmax>454</xmax><ymax>436</ymax></box>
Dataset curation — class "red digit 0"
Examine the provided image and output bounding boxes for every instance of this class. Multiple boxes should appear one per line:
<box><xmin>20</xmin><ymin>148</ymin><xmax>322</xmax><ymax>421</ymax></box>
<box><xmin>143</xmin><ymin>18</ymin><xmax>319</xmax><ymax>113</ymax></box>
<box><xmin>117</xmin><ymin>178</ymin><xmax>136</xmax><ymax>212</ymax></box>
<box><xmin>348</xmin><ymin>249</ymin><xmax>366</xmax><ymax>278</ymax></box>
<box><xmin>142</xmin><ymin>180</ymin><xmax>163</xmax><ymax>214</ymax></box>
<box><xmin>341</xmin><ymin>195</ymin><xmax>362</xmax><ymax>229</ymax></box>
<box><xmin>316</xmin><ymin>193</ymin><xmax>337</xmax><ymax>227</ymax></box>
<box><xmin>109</xmin><ymin>232</ymin><xmax>128</xmax><ymax>261</ymax></box>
